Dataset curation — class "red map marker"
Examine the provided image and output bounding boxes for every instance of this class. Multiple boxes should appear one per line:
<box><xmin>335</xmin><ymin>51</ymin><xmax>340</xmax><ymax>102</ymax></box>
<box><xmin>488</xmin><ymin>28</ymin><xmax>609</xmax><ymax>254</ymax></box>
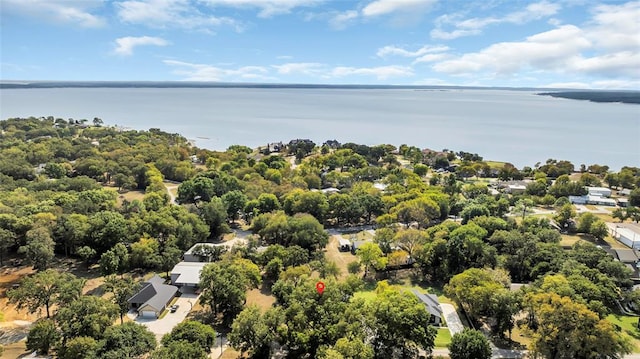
<box><xmin>316</xmin><ymin>281</ymin><xmax>325</xmax><ymax>295</ymax></box>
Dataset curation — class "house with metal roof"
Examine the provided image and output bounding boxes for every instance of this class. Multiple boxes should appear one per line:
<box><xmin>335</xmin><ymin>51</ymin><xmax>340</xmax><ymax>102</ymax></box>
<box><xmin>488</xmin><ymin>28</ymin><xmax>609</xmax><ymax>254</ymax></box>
<box><xmin>170</xmin><ymin>261</ymin><xmax>209</xmax><ymax>290</ymax></box>
<box><xmin>128</xmin><ymin>274</ymin><xmax>178</xmax><ymax>318</ymax></box>
<box><xmin>412</xmin><ymin>290</ymin><xmax>443</xmax><ymax>325</ymax></box>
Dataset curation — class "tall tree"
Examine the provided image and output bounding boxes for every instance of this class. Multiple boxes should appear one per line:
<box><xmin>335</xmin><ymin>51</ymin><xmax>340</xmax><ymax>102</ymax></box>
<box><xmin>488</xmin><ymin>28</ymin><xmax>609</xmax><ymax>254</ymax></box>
<box><xmin>18</xmin><ymin>226</ymin><xmax>55</xmax><ymax>270</ymax></box>
<box><xmin>525</xmin><ymin>293</ymin><xmax>631</xmax><ymax>359</ymax></box>
<box><xmin>104</xmin><ymin>275</ymin><xmax>136</xmax><ymax>324</ymax></box>
<box><xmin>26</xmin><ymin>319</ymin><xmax>60</xmax><ymax>355</ymax></box>
<box><xmin>161</xmin><ymin>321</ymin><xmax>216</xmax><ymax>353</ymax></box>
<box><xmin>448</xmin><ymin>329</ymin><xmax>491</xmax><ymax>359</ymax></box>
<box><xmin>199</xmin><ymin>259</ymin><xmax>261</xmax><ymax>323</ymax></box>
<box><xmin>355</xmin><ymin>242</ymin><xmax>387</xmax><ymax>278</ymax></box>
<box><xmin>229</xmin><ymin>305</ymin><xmax>272</xmax><ymax>357</ymax></box>
<box><xmin>367</xmin><ymin>282</ymin><xmax>436</xmax><ymax>357</ymax></box>
<box><xmin>7</xmin><ymin>269</ymin><xmax>85</xmax><ymax>319</ymax></box>
<box><xmin>56</xmin><ymin>296</ymin><xmax>118</xmax><ymax>341</ymax></box>
<box><xmin>98</xmin><ymin>322</ymin><xmax>156</xmax><ymax>359</ymax></box>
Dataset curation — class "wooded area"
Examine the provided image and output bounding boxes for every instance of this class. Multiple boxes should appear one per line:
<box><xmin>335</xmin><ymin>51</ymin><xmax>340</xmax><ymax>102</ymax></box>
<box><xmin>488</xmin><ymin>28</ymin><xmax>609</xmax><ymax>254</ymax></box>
<box><xmin>1</xmin><ymin>116</ymin><xmax>639</xmax><ymax>358</ymax></box>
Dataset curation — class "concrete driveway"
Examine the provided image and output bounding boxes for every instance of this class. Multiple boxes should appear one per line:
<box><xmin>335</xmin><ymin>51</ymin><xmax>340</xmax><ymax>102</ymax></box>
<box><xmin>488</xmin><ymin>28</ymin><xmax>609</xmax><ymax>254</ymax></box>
<box><xmin>441</xmin><ymin>303</ymin><xmax>464</xmax><ymax>336</ymax></box>
<box><xmin>128</xmin><ymin>293</ymin><xmax>200</xmax><ymax>342</ymax></box>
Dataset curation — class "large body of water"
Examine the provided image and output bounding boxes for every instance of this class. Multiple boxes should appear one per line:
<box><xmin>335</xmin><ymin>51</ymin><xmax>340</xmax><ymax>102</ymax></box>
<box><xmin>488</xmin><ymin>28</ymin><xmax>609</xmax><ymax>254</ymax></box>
<box><xmin>1</xmin><ymin>88</ymin><xmax>638</xmax><ymax>170</ymax></box>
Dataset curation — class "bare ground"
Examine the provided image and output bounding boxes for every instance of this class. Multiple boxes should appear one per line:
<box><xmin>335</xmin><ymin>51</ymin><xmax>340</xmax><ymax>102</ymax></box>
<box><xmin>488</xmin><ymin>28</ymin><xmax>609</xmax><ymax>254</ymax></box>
<box><xmin>324</xmin><ymin>235</ymin><xmax>358</xmax><ymax>279</ymax></box>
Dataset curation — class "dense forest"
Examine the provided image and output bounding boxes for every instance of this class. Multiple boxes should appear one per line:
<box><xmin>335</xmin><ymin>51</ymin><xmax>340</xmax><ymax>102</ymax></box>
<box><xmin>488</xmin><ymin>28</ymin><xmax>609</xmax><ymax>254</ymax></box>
<box><xmin>1</xmin><ymin>116</ymin><xmax>640</xmax><ymax>359</ymax></box>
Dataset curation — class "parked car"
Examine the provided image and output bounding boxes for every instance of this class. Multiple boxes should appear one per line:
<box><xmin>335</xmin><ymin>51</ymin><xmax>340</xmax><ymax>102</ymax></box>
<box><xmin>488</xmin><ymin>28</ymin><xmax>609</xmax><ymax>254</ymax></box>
<box><xmin>170</xmin><ymin>304</ymin><xmax>179</xmax><ymax>313</ymax></box>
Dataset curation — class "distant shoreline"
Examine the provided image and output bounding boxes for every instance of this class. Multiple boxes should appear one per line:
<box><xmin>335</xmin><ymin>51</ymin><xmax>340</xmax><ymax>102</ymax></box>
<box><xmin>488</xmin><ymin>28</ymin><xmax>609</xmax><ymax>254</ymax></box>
<box><xmin>538</xmin><ymin>91</ymin><xmax>640</xmax><ymax>105</ymax></box>
<box><xmin>0</xmin><ymin>80</ymin><xmax>613</xmax><ymax>92</ymax></box>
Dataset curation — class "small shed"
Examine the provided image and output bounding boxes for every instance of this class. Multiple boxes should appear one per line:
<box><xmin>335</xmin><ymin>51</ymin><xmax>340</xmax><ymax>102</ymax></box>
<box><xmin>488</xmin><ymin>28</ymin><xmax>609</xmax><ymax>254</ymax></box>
<box><xmin>338</xmin><ymin>238</ymin><xmax>351</xmax><ymax>252</ymax></box>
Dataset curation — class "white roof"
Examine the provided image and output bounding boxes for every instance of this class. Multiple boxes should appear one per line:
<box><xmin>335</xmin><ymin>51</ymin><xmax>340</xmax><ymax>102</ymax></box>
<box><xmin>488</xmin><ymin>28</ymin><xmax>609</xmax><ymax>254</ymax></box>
<box><xmin>171</xmin><ymin>262</ymin><xmax>208</xmax><ymax>285</ymax></box>
<box><xmin>587</xmin><ymin>186</ymin><xmax>611</xmax><ymax>192</ymax></box>
<box><xmin>184</xmin><ymin>242</ymin><xmax>229</xmax><ymax>256</ymax></box>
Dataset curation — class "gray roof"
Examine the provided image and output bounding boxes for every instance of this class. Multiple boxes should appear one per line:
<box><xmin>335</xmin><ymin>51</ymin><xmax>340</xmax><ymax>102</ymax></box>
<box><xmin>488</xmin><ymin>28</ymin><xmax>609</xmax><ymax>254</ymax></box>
<box><xmin>615</xmin><ymin>249</ymin><xmax>638</xmax><ymax>263</ymax></box>
<box><xmin>412</xmin><ymin>290</ymin><xmax>442</xmax><ymax>318</ymax></box>
<box><xmin>128</xmin><ymin>275</ymin><xmax>178</xmax><ymax>312</ymax></box>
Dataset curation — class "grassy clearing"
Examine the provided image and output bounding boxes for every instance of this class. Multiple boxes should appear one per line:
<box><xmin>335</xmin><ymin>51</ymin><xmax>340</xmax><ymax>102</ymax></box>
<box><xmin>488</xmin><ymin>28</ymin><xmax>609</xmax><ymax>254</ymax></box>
<box><xmin>560</xmin><ymin>234</ymin><xmax>586</xmax><ymax>247</ymax></box>
<box><xmin>607</xmin><ymin>314</ymin><xmax>640</xmax><ymax>352</ymax></box>
<box><xmin>485</xmin><ymin>161</ymin><xmax>507</xmax><ymax>169</ymax></box>
<box><xmin>434</xmin><ymin>327</ymin><xmax>452</xmax><ymax>348</ymax></box>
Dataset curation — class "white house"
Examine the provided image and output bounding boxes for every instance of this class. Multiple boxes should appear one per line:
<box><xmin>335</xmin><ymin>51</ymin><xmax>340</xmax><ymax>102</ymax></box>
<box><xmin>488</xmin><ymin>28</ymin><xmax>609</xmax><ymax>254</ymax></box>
<box><xmin>615</xmin><ymin>227</ymin><xmax>640</xmax><ymax>249</ymax></box>
<box><xmin>170</xmin><ymin>262</ymin><xmax>208</xmax><ymax>290</ymax></box>
<box><xmin>587</xmin><ymin>186</ymin><xmax>612</xmax><ymax>197</ymax></box>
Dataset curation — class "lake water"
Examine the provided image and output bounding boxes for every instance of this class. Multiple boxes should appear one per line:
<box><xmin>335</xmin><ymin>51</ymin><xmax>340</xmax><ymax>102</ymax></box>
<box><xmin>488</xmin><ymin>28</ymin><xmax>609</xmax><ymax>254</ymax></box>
<box><xmin>1</xmin><ymin>88</ymin><xmax>638</xmax><ymax>170</ymax></box>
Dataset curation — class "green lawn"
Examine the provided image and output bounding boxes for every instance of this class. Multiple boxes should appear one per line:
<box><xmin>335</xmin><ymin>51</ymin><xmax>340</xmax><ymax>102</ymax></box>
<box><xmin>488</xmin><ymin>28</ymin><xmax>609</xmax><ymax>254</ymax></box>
<box><xmin>434</xmin><ymin>328</ymin><xmax>452</xmax><ymax>348</ymax></box>
<box><xmin>607</xmin><ymin>314</ymin><xmax>640</xmax><ymax>352</ymax></box>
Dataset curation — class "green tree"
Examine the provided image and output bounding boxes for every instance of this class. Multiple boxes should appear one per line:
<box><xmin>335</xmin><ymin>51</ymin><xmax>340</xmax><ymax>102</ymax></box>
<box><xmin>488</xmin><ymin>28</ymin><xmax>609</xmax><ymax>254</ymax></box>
<box><xmin>7</xmin><ymin>269</ymin><xmax>85</xmax><ymax>319</ymax></box>
<box><xmin>589</xmin><ymin>219</ymin><xmax>609</xmax><ymax>241</ymax></box>
<box><xmin>229</xmin><ymin>305</ymin><xmax>272</xmax><ymax>357</ymax></box>
<box><xmin>161</xmin><ymin>321</ymin><xmax>216</xmax><ymax>353</ymax></box>
<box><xmin>104</xmin><ymin>275</ymin><xmax>136</xmax><ymax>324</ymax></box>
<box><xmin>57</xmin><ymin>296</ymin><xmax>118</xmax><ymax>340</ymax></box>
<box><xmin>367</xmin><ymin>282</ymin><xmax>436</xmax><ymax>357</ymax></box>
<box><xmin>525</xmin><ymin>293</ymin><xmax>631</xmax><ymax>359</ymax></box>
<box><xmin>60</xmin><ymin>336</ymin><xmax>99</xmax><ymax>359</ymax></box>
<box><xmin>0</xmin><ymin>228</ymin><xmax>15</xmax><ymax>266</ymax></box>
<box><xmin>448</xmin><ymin>329</ymin><xmax>491</xmax><ymax>359</ymax></box>
<box><xmin>612</xmin><ymin>207</ymin><xmax>627</xmax><ymax>222</ymax></box>
<box><xmin>98</xmin><ymin>322</ymin><xmax>156</xmax><ymax>359</ymax></box>
<box><xmin>150</xmin><ymin>340</ymin><xmax>208</xmax><ymax>359</ymax></box>
<box><xmin>19</xmin><ymin>226</ymin><xmax>55</xmax><ymax>270</ymax></box>
<box><xmin>200</xmin><ymin>196</ymin><xmax>230</xmax><ymax>239</ymax></box>
<box><xmin>26</xmin><ymin>319</ymin><xmax>60</xmax><ymax>355</ymax></box>
<box><xmin>222</xmin><ymin>190</ymin><xmax>247</xmax><ymax>223</ymax></box>
<box><xmin>553</xmin><ymin>203</ymin><xmax>576</xmax><ymax>230</ymax></box>
<box><xmin>199</xmin><ymin>259</ymin><xmax>261</xmax><ymax>323</ymax></box>
<box><xmin>356</xmin><ymin>242</ymin><xmax>387</xmax><ymax>278</ymax></box>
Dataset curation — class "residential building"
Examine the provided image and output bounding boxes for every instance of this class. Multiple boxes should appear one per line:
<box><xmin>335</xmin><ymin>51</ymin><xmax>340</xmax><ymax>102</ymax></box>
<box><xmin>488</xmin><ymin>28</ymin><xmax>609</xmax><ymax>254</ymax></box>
<box><xmin>128</xmin><ymin>275</ymin><xmax>178</xmax><ymax>318</ymax></box>
<box><xmin>170</xmin><ymin>261</ymin><xmax>209</xmax><ymax>291</ymax></box>
<box><xmin>412</xmin><ymin>290</ymin><xmax>443</xmax><ymax>325</ymax></box>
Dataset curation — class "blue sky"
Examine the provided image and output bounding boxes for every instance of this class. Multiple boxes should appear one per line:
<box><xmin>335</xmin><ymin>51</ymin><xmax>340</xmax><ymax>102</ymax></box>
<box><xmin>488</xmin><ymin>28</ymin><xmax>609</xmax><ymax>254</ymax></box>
<box><xmin>1</xmin><ymin>0</ymin><xmax>639</xmax><ymax>89</ymax></box>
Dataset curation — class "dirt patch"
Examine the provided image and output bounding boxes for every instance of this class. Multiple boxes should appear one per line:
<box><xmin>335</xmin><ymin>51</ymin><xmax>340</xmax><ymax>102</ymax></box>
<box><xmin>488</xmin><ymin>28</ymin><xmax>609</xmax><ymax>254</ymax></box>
<box><xmin>0</xmin><ymin>266</ymin><xmax>38</xmax><ymax>322</ymax></box>
<box><xmin>1</xmin><ymin>340</ymin><xmax>29</xmax><ymax>359</ymax></box>
<box><xmin>324</xmin><ymin>235</ymin><xmax>358</xmax><ymax>279</ymax></box>
<box><xmin>245</xmin><ymin>287</ymin><xmax>275</xmax><ymax>312</ymax></box>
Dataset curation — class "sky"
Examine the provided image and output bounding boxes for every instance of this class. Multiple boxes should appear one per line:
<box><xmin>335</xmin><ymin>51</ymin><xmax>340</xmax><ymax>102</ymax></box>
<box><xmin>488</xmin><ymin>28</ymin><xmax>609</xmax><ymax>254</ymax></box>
<box><xmin>1</xmin><ymin>0</ymin><xmax>639</xmax><ymax>89</ymax></box>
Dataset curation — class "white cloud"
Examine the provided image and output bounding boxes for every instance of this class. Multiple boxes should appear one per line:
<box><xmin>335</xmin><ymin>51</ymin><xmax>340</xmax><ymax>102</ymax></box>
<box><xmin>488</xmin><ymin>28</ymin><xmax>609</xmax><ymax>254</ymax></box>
<box><xmin>542</xmin><ymin>82</ymin><xmax>591</xmax><ymax>89</ymax></box>
<box><xmin>412</xmin><ymin>53</ymin><xmax>450</xmax><ymax>64</ymax></box>
<box><xmin>376</xmin><ymin>45</ymin><xmax>449</xmax><ymax>58</ymax></box>
<box><xmin>433</xmin><ymin>25</ymin><xmax>589</xmax><ymax>75</ymax></box>
<box><xmin>431</xmin><ymin>1</ymin><xmax>640</xmax><ymax>85</ymax></box>
<box><xmin>273</xmin><ymin>63</ymin><xmax>326</xmax><ymax>76</ymax></box>
<box><xmin>362</xmin><ymin>0</ymin><xmax>436</xmax><ymax>17</ymax></box>
<box><xmin>2</xmin><ymin>0</ymin><xmax>105</xmax><ymax>27</ymax></box>
<box><xmin>329</xmin><ymin>10</ymin><xmax>359</xmax><ymax>30</ymax></box>
<box><xmin>586</xmin><ymin>1</ymin><xmax>640</xmax><ymax>51</ymax></box>
<box><xmin>431</xmin><ymin>1</ymin><xmax>561</xmax><ymax>39</ymax></box>
<box><xmin>164</xmin><ymin>60</ymin><xmax>272</xmax><ymax>81</ymax></box>
<box><xmin>116</xmin><ymin>0</ymin><xmax>240</xmax><ymax>31</ymax></box>
<box><xmin>200</xmin><ymin>0</ymin><xmax>322</xmax><ymax>18</ymax></box>
<box><xmin>330</xmin><ymin>65</ymin><xmax>414</xmax><ymax>80</ymax></box>
<box><xmin>114</xmin><ymin>36</ymin><xmax>169</xmax><ymax>56</ymax></box>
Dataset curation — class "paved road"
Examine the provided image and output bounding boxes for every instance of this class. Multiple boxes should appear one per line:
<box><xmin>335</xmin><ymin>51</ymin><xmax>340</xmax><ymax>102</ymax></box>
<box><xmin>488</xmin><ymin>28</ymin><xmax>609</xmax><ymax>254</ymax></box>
<box><xmin>440</xmin><ymin>303</ymin><xmax>464</xmax><ymax>336</ymax></box>
<box><xmin>128</xmin><ymin>293</ymin><xmax>199</xmax><ymax>342</ymax></box>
